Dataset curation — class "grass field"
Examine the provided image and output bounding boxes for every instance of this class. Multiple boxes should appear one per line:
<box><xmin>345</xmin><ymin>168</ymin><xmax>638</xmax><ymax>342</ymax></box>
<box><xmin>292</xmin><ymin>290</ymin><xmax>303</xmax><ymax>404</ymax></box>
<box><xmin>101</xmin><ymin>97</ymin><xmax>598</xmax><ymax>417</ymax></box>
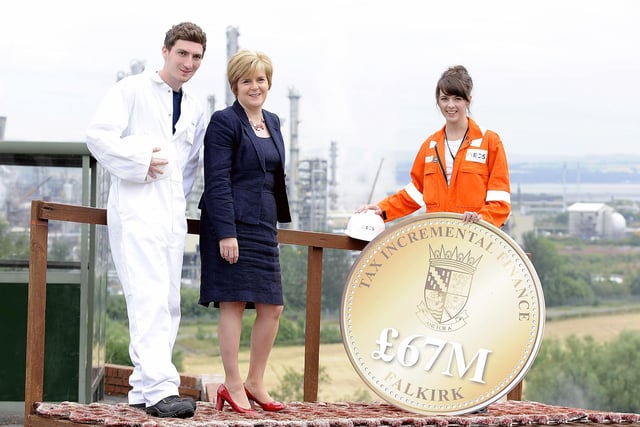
<box><xmin>178</xmin><ymin>310</ymin><xmax>640</xmax><ymax>402</ymax></box>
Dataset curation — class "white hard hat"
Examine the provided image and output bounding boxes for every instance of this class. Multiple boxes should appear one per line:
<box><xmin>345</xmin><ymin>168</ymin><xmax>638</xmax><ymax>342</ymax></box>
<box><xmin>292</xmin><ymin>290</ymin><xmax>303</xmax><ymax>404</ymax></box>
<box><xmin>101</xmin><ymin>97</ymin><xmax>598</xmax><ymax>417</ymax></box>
<box><xmin>345</xmin><ymin>210</ymin><xmax>386</xmax><ymax>241</ymax></box>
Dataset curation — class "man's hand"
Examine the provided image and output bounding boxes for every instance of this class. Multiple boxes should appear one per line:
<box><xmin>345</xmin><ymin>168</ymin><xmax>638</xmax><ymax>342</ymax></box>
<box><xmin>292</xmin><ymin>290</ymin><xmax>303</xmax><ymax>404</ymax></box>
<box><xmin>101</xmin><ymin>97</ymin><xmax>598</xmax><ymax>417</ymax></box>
<box><xmin>147</xmin><ymin>147</ymin><xmax>169</xmax><ymax>179</ymax></box>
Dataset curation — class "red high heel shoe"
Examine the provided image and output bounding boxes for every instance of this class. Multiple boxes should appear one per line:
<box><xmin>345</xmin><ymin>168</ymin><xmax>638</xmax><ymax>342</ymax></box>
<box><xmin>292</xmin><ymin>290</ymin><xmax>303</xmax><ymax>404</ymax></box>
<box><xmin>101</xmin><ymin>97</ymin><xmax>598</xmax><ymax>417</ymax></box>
<box><xmin>244</xmin><ymin>386</ymin><xmax>286</xmax><ymax>412</ymax></box>
<box><xmin>216</xmin><ymin>384</ymin><xmax>257</xmax><ymax>414</ymax></box>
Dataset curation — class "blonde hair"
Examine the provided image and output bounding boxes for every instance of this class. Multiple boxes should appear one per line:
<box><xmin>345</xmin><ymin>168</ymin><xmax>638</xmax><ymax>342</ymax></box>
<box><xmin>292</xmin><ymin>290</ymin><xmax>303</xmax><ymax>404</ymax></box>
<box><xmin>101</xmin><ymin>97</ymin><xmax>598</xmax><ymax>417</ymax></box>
<box><xmin>227</xmin><ymin>49</ymin><xmax>273</xmax><ymax>97</ymax></box>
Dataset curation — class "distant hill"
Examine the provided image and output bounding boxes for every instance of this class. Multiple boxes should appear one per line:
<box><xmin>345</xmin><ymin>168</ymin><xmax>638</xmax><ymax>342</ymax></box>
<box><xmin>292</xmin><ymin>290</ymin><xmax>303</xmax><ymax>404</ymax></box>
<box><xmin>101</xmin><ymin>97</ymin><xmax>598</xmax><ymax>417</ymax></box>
<box><xmin>393</xmin><ymin>151</ymin><xmax>640</xmax><ymax>184</ymax></box>
<box><xmin>509</xmin><ymin>155</ymin><xmax>640</xmax><ymax>184</ymax></box>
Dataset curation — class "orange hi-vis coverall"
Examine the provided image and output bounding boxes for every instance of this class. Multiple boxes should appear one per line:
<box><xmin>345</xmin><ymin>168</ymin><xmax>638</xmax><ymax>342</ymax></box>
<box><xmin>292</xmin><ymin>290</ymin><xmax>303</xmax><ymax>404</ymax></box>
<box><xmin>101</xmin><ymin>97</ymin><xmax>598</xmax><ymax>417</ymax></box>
<box><xmin>378</xmin><ymin>117</ymin><xmax>511</xmax><ymax>228</ymax></box>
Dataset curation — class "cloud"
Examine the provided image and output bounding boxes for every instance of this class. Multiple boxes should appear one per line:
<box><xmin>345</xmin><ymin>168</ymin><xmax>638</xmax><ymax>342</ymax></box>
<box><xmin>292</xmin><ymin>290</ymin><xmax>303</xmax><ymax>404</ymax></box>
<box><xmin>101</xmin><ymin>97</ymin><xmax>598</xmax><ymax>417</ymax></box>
<box><xmin>1</xmin><ymin>0</ymin><xmax>639</xmax><ymax>194</ymax></box>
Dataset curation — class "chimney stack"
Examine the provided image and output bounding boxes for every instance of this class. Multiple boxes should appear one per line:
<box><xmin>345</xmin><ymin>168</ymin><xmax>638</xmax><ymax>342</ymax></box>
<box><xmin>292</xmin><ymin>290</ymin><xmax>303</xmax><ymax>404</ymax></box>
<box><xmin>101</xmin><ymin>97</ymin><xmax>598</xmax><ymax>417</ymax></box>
<box><xmin>0</xmin><ymin>116</ymin><xmax>6</xmax><ymax>140</ymax></box>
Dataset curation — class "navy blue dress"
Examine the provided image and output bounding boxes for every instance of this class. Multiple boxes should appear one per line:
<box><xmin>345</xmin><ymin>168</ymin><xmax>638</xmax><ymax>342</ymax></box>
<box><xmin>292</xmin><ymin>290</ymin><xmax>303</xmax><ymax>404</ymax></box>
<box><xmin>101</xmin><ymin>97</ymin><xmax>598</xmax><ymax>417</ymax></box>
<box><xmin>199</xmin><ymin>132</ymin><xmax>283</xmax><ymax>309</ymax></box>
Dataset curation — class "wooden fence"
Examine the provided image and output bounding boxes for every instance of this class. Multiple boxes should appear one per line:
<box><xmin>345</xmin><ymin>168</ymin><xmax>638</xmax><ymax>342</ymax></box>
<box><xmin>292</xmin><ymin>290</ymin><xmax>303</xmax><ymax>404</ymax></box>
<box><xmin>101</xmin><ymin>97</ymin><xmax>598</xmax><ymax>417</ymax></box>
<box><xmin>24</xmin><ymin>200</ymin><xmax>521</xmax><ymax>422</ymax></box>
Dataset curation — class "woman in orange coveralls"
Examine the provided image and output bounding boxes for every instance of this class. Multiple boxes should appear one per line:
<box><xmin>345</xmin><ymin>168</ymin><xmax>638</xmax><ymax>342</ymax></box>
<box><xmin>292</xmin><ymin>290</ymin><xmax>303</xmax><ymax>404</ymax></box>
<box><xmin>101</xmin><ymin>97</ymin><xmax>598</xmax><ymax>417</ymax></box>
<box><xmin>357</xmin><ymin>65</ymin><xmax>511</xmax><ymax>228</ymax></box>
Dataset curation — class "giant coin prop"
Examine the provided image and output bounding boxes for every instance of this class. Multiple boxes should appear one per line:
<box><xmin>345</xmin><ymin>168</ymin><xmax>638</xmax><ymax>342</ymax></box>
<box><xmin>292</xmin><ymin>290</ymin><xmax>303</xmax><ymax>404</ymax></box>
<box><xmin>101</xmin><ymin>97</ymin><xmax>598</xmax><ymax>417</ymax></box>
<box><xmin>340</xmin><ymin>213</ymin><xmax>544</xmax><ymax>415</ymax></box>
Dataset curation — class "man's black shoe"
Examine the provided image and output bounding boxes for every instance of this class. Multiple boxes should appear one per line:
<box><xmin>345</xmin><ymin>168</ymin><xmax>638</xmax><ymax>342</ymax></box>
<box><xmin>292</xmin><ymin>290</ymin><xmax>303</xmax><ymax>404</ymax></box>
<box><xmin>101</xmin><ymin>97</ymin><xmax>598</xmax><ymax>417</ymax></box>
<box><xmin>146</xmin><ymin>395</ymin><xmax>195</xmax><ymax>418</ymax></box>
<box><xmin>129</xmin><ymin>403</ymin><xmax>145</xmax><ymax>410</ymax></box>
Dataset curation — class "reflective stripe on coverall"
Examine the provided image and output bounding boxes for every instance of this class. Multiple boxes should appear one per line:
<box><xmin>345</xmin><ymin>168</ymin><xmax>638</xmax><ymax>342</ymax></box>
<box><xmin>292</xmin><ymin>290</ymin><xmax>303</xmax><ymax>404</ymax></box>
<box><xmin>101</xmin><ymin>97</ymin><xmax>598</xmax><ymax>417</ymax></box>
<box><xmin>379</xmin><ymin>117</ymin><xmax>511</xmax><ymax>228</ymax></box>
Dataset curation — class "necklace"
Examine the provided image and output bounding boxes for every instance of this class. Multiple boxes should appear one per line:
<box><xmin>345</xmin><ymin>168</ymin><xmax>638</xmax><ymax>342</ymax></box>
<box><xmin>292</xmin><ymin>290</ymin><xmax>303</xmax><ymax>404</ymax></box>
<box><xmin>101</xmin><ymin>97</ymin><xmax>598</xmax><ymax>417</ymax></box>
<box><xmin>249</xmin><ymin>118</ymin><xmax>265</xmax><ymax>131</ymax></box>
<box><xmin>444</xmin><ymin>127</ymin><xmax>469</xmax><ymax>161</ymax></box>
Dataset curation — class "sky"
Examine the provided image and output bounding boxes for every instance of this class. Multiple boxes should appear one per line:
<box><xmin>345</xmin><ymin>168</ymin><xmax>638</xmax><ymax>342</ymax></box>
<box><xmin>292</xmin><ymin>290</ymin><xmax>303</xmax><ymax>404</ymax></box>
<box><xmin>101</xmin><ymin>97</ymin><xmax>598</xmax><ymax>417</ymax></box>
<box><xmin>1</xmin><ymin>0</ymin><xmax>639</xmax><ymax>205</ymax></box>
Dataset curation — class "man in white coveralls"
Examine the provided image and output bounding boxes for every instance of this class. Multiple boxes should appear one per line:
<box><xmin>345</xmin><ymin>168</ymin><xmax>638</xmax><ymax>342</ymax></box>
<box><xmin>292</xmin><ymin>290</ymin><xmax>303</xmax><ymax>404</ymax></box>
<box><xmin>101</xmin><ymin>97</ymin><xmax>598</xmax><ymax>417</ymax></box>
<box><xmin>86</xmin><ymin>22</ymin><xmax>207</xmax><ymax>419</ymax></box>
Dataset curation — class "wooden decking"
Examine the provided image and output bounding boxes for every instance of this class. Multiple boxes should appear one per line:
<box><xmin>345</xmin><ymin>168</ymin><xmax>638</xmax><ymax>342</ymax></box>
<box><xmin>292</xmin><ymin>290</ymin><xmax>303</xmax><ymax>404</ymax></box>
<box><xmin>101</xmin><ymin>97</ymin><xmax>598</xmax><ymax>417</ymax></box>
<box><xmin>28</xmin><ymin>399</ymin><xmax>640</xmax><ymax>427</ymax></box>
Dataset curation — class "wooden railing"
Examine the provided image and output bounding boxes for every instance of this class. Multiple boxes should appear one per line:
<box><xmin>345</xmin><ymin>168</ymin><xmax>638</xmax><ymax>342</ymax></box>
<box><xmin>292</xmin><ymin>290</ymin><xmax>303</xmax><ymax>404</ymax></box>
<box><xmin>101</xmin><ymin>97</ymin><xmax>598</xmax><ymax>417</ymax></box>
<box><xmin>24</xmin><ymin>200</ymin><xmax>368</xmax><ymax>419</ymax></box>
<box><xmin>25</xmin><ymin>200</ymin><xmax>522</xmax><ymax>421</ymax></box>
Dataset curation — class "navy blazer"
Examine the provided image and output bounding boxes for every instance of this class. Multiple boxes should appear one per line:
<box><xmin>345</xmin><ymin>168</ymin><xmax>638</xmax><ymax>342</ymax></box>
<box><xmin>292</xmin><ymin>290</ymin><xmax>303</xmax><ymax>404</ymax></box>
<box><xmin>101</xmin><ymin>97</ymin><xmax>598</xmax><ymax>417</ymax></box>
<box><xmin>199</xmin><ymin>100</ymin><xmax>291</xmax><ymax>239</ymax></box>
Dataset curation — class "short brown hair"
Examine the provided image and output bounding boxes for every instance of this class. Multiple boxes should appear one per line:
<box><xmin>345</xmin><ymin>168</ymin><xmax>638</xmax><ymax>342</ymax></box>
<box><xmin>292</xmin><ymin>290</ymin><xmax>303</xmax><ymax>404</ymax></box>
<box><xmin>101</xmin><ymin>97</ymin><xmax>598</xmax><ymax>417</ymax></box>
<box><xmin>164</xmin><ymin>22</ymin><xmax>207</xmax><ymax>54</ymax></box>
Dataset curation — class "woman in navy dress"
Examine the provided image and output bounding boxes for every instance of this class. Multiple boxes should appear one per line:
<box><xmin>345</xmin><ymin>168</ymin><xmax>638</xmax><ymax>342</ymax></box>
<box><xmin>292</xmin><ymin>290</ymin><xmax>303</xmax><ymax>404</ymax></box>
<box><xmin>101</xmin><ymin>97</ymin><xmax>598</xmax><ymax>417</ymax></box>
<box><xmin>198</xmin><ymin>50</ymin><xmax>291</xmax><ymax>413</ymax></box>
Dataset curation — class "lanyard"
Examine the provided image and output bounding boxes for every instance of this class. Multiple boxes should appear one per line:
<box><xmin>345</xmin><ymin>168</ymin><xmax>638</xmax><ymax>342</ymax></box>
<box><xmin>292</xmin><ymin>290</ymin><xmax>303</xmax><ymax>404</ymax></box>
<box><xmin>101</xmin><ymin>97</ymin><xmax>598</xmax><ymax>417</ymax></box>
<box><xmin>437</xmin><ymin>127</ymin><xmax>469</xmax><ymax>186</ymax></box>
<box><xmin>445</xmin><ymin>127</ymin><xmax>469</xmax><ymax>161</ymax></box>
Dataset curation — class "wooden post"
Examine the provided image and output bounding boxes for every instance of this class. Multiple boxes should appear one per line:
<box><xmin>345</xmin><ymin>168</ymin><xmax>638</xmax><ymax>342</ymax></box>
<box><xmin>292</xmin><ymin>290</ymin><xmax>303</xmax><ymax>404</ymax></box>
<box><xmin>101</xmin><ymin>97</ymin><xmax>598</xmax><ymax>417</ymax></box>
<box><xmin>277</xmin><ymin>229</ymin><xmax>365</xmax><ymax>402</ymax></box>
<box><xmin>303</xmin><ymin>246</ymin><xmax>323</xmax><ymax>402</ymax></box>
<box><xmin>507</xmin><ymin>380</ymin><xmax>523</xmax><ymax>400</ymax></box>
<box><xmin>24</xmin><ymin>200</ymin><xmax>48</xmax><ymax>417</ymax></box>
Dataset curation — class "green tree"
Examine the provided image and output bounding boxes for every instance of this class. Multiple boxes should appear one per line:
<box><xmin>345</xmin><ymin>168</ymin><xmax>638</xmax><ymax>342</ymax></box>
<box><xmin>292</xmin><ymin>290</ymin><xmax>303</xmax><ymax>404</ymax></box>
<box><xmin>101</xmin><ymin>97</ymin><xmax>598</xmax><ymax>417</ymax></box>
<box><xmin>596</xmin><ymin>331</ymin><xmax>640</xmax><ymax>412</ymax></box>
<box><xmin>107</xmin><ymin>293</ymin><xmax>128</xmax><ymax>322</ymax></box>
<box><xmin>628</xmin><ymin>270</ymin><xmax>640</xmax><ymax>296</ymax></box>
<box><xmin>106</xmin><ymin>295</ymin><xmax>185</xmax><ymax>370</ymax></box>
<box><xmin>49</xmin><ymin>237</ymin><xmax>74</xmax><ymax>261</ymax></box>
<box><xmin>280</xmin><ymin>245</ymin><xmax>308</xmax><ymax>312</ymax></box>
<box><xmin>106</xmin><ymin>318</ymin><xmax>131</xmax><ymax>365</ymax></box>
<box><xmin>319</xmin><ymin>322</ymin><xmax>342</xmax><ymax>344</ymax></box>
<box><xmin>106</xmin><ymin>317</ymin><xmax>184</xmax><ymax>370</ymax></box>
<box><xmin>522</xmin><ymin>232</ymin><xmax>592</xmax><ymax>306</ymax></box>
<box><xmin>523</xmin><ymin>232</ymin><xmax>563</xmax><ymax>303</ymax></box>
<box><xmin>525</xmin><ymin>331</ymin><xmax>640</xmax><ymax>412</ymax></box>
<box><xmin>270</xmin><ymin>366</ymin><xmax>330</xmax><ymax>402</ymax></box>
<box><xmin>525</xmin><ymin>336</ymin><xmax>602</xmax><ymax>408</ymax></box>
<box><xmin>274</xmin><ymin>316</ymin><xmax>305</xmax><ymax>345</ymax></box>
<box><xmin>280</xmin><ymin>244</ymin><xmax>356</xmax><ymax>315</ymax></box>
<box><xmin>0</xmin><ymin>218</ymin><xmax>29</xmax><ymax>259</ymax></box>
<box><xmin>322</xmin><ymin>249</ymin><xmax>355</xmax><ymax>314</ymax></box>
<box><xmin>107</xmin><ymin>286</ymin><xmax>210</xmax><ymax>323</ymax></box>
<box><xmin>552</xmin><ymin>270</ymin><xmax>595</xmax><ymax>306</ymax></box>
<box><xmin>181</xmin><ymin>287</ymin><xmax>210</xmax><ymax>320</ymax></box>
